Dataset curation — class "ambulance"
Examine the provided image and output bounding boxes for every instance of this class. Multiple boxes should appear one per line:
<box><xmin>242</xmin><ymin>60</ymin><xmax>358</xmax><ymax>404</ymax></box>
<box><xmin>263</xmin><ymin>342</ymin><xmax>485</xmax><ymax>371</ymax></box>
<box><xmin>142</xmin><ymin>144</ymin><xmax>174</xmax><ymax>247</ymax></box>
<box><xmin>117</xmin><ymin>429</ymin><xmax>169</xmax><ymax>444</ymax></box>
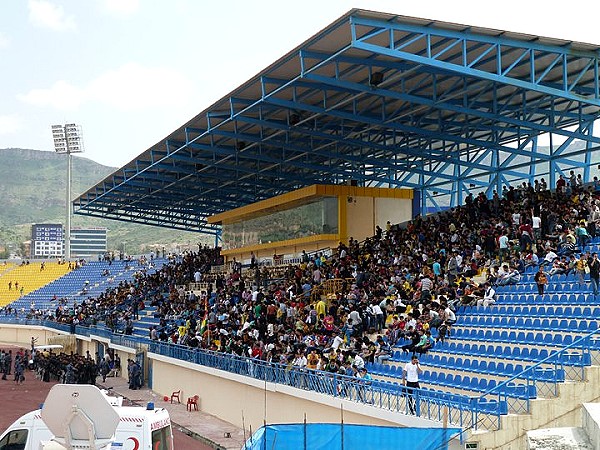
<box><xmin>0</xmin><ymin>384</ymin><xmax>173</xmax><ymax>450</ymax></box>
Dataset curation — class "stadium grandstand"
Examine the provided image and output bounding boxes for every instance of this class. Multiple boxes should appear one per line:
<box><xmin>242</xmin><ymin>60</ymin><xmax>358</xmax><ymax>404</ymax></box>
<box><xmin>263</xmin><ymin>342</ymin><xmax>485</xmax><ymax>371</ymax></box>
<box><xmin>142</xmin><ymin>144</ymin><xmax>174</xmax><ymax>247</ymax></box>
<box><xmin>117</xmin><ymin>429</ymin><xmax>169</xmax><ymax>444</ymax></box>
<box><xmin>3</xmin><ymin>8</ymin><xmax>600</xmax><ymax>450</ymax></box>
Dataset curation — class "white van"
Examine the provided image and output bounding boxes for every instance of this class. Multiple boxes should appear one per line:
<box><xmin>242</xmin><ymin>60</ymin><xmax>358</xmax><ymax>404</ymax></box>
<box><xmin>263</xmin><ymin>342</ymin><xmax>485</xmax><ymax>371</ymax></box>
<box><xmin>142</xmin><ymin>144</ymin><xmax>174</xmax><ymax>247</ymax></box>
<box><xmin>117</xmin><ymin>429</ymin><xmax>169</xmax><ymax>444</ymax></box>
<box><xmin>0</xmin><ymin>385</ymin><xmax>173</xmax><ymax>450</ymax></box>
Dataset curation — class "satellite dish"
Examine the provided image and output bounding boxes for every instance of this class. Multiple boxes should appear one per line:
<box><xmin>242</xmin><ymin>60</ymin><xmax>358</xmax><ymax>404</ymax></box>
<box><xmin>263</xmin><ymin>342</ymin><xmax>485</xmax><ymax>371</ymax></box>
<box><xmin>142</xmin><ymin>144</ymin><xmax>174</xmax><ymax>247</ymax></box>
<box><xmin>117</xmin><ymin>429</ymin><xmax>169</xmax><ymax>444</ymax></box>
<box><xmin>41</xmin><ymin>384</ymin><xmax>120</xmax><ymax>450</ymax></box>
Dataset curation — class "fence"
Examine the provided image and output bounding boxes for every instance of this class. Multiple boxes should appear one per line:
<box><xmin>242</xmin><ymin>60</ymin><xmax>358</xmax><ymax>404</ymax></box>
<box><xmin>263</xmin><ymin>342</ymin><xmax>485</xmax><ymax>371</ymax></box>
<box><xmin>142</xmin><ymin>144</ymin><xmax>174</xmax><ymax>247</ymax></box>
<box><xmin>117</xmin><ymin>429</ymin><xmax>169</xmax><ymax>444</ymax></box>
<box><xmin>147</xmin><ymin>341</ymin><xmax>496</xmax><ymax>430</ymax></box>
<box><xmin>3</xmin><ymin>317</ymin><xmax>599</xmax><ymax>432</ymax></box>
<box><xmin>473</xmin><ymin>327</ymin><xmax>600</xmax><ymax>419</ymax></box>
<box><xmin>0</xmin><ymin>317</ymin><xmax>146</xmax><ymax>351</ymax></box>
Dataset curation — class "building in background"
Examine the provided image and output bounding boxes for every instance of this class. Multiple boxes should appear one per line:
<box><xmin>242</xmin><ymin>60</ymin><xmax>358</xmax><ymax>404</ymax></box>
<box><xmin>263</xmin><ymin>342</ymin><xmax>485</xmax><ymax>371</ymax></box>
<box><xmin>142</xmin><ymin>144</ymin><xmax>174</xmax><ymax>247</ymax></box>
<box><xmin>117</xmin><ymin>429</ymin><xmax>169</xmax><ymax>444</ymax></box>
<box><xmin>31</xmin><ymin>223</ymin><xmax>64</xmax><ymax>258</ymax></box>
<box><xmin>70</xmin><ymin>227</ymin><xmax>107</xmax><ymax>259</ymax></box>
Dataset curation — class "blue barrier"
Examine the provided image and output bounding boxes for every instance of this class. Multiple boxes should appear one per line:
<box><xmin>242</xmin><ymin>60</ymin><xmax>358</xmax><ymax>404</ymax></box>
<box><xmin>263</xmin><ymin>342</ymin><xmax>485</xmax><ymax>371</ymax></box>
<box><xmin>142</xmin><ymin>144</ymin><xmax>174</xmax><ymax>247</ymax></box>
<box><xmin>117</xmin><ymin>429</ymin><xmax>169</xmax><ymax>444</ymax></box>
<box><xmin>474</xmin><ymin>327</ymin><xmax>600</xmax><ymax>415</ymax></box>
<box><xmin>147</xmin><ymin>341</ymin><xmax>487</xmax><ymax>430</ymax></box>
<box><xmin>242</xmin><ymin>423</ymin><xmax>462</xmax><ymax>450</ymax></box>
<box><xmin>2</xmin><ymin>317</ymin><xmax>598</xmax><ymax>431</ymax></box>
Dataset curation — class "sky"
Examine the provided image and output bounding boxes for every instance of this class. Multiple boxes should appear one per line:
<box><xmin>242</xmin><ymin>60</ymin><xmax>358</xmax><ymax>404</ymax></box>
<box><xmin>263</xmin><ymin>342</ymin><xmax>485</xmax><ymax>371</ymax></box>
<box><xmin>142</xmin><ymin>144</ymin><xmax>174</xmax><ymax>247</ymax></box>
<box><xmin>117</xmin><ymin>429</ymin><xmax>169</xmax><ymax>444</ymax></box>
<box><xmin>1</xmin><ymin>0</ymin><xmax>599</xmax><ymax>168</ymax></box>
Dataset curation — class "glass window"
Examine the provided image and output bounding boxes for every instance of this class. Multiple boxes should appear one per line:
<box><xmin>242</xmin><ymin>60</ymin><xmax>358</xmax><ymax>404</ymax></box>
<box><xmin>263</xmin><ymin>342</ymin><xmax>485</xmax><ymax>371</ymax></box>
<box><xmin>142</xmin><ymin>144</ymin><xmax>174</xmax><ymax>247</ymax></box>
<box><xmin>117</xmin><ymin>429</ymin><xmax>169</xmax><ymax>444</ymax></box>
<box><xmin>151</xmin><ymin>426</ymin><xmax>173</xmax><ymax>450</ymax></box>
<box><xmin>0</xmin><ymin>429</ymin><xmax>29</xmax><ymax>450</ymax></box>
<box><xmin>222</xmin><ymin>197</ymin><xmax>338</xmax><ymax>250</ymax></box>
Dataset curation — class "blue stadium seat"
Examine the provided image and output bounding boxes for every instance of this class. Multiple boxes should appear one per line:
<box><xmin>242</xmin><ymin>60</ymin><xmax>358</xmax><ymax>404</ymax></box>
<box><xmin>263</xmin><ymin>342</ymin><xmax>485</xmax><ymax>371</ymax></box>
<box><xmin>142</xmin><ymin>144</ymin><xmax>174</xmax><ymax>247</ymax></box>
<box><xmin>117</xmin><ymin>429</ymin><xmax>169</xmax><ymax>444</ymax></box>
<box><xmin>552</xmin><ymin>333</ymin><xmax>563</xmax><ymax>345</ymax></box>
<box><xmin>462</xmin><ymin>375</ymin><xmax>471</xmax><ymax>388</ymax></box>
<box><xmin>496</xmin><ymin>362</ymin><xmax>505</xmax><ymax>375</ymax></box>
<box><xmin>478</xmin><ymin>378</ymin><xmax>488</xmax><ymax>391</ymax></box>
<box><xmin>512</xmin><ymin>347</ymin><xmax>521</xmax><ymax>359</ymax></box>
<box><xmin>529</xmin><ymin>348</ymin><xmax>539</xmax><ymax>360</ymax></box>
<box><xmin>437</xmin><ymin>373</ymin><xmax>447</xmax><ymax>385</ymax></box>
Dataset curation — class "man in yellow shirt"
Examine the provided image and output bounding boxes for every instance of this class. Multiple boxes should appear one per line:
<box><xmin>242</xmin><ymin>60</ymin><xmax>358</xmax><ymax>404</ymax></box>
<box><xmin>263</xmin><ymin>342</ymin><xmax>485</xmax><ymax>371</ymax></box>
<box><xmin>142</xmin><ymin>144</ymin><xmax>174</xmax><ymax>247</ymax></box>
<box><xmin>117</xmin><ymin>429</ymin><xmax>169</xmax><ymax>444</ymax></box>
<box><xmin>316</xmin><ymin>298</ymin><xmax>327</xmax><ymax>318</ymax></box>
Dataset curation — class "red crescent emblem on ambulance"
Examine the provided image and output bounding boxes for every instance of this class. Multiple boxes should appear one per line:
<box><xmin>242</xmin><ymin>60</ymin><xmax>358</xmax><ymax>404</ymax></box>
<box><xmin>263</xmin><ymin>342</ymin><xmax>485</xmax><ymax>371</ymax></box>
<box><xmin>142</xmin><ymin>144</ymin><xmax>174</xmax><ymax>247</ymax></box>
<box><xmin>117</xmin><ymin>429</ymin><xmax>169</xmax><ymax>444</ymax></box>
<box><xmin>128</xmin><ymin>437</ymin><xmax>140</xmax><ymax>450</ymax></box>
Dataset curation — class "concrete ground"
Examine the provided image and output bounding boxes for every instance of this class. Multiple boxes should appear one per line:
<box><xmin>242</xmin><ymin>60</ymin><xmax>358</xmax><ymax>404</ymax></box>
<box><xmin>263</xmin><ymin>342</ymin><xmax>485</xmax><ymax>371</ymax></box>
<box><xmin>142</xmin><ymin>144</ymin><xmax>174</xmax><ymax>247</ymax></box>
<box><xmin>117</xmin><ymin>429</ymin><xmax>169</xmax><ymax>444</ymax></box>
<box><xmin>98</xmin><ymin>376</ymin><xmax>247</xmax><ymax>450</ymax></box>
<box><xmin>0</xmin><ymin>343</ymin><xmax>241</xmax><ymax>450</ymax></box>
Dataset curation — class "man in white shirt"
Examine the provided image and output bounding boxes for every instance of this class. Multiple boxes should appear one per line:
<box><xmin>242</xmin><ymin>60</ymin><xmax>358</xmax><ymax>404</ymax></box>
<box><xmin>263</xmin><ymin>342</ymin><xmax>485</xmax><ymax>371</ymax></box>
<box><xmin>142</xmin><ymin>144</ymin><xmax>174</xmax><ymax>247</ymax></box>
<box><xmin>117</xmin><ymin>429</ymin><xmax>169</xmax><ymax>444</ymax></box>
<box><xmin>477</xmin><ymin>283</ymin><xmax>496</xmax><ymax>307</ymax></box>
<box><xmin>331</xmin><ymin>332</ymin><xmax>344</xmax><ymax>351</ymax></box>
<box><xmin>532</xmin><ymin>215</ymin><xmax>542</xmax><ymax>240</ymax></box>
<box><xmin>372</xmin><ymin>303</ymin><xmax>384</xmax><ymax>331</ymax></box>
<box><xmin>541</xmin><ymin>250</ymin><xmax>558</xmax><ymax>267</ymax></box>
<box><xmin>498</xmin><ymin>232</ymin><xmax>509</xmax><ymax>262</ymax></box>
<box><xmin>348</xmin><ymin>309</ymin><xmax>362</xmax><ymax>334</ymax></box>
<box><xmin>352</xmin><ymin>353</ymin><xmax>365</xmax><ymax>370</ymax></box>
<box><xmin>292</xmin><ymin>351</ymin><xmax>307</xmax><ymax>368</ymax></box>
<box><xmin>402</xmin><ymin>355</ymin><xmax>423</xmax><ymax>414</ymax></box>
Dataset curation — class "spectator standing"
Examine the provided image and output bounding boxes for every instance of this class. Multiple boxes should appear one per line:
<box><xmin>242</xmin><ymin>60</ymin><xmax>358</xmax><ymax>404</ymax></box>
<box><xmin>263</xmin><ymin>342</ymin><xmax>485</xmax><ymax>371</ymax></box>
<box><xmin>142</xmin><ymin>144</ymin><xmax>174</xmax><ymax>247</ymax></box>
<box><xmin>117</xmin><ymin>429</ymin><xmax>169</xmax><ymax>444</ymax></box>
<box><xmin>575</xmin><ymin>254</ymin><xmax>589</xmax><ymax>286</ymax></box>
<box><xmin>498</xmin><ymin>231</ymin><xmax>509</xmax><ymax>263</ymax></box>
<box><xmin>589</xmin><ymin>253</ymin><xmax>600</xmax><ymax>297</ymax></box>
<box><xmin>402</xmin><ymin>355</ymin><xmax>423</xmax><ymax>415</ymax></box>
<box><xmin>534</xmin><ymin>266</ymin><xmax>548</xmax><ymax>297</ymax></box>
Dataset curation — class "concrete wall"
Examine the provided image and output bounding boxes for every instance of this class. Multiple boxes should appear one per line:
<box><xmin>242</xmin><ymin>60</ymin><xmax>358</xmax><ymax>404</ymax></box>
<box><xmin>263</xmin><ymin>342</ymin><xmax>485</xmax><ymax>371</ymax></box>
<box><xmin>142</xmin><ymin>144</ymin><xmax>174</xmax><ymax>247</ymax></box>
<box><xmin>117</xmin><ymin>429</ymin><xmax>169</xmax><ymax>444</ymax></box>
<box><xmin>346</xmin><ymin>196</ymin><xmax>374</xmax><ymax>242</ymax></box>
<box><xmin>0</xmin><ymin>324</ymin><xmax>64</xmax><ymax>347</ymax></box>
<box><xmin>375</xmin><ymin>197</ymin><xmax>413</xmax><ymax>229</ymax></box>
<box><xmin>472</xmin><ymin>365</ymin><xmax>600</xmax><ymax>449</ymax></box>
<box><xmin>345</xmin><ymin>196</ymin><xmax>412</xmax><ymax>242</ymax></box>
<box><xmin>582</xmin><ymin>403</ymin><xmax>600</xmax><ymax>449</ymax></box>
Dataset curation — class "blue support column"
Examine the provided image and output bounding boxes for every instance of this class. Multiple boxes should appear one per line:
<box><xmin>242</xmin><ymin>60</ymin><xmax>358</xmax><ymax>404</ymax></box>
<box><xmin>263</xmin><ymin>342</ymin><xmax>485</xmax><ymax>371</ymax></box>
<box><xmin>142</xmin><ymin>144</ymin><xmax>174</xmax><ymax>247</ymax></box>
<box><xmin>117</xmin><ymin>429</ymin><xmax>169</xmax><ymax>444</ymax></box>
<box><xmin>584</xmin><ymin>122</ymin><xmax>594</xmax><ymax>183</ymax></box>
<box><xmin>214</xmin><ymin>229</ymin><xmax>222</xmax><ymax>249</ymax></box>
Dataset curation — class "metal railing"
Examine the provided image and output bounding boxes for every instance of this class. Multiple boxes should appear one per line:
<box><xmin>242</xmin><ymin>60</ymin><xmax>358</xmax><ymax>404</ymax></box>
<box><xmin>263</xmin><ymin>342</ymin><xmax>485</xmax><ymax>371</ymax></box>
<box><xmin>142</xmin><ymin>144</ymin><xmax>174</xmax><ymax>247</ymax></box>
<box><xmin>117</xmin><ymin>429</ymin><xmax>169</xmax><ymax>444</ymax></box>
<box><xmin>2</xmin><ymin>316</ymin><xmax>599</xmax><ymax>432</ymax></box>
<box><xmin>0</xmin><ymin>317</ymin><xmax>145</xmax><ymax>351</ymax></box>
<box><xmin>147</xmin><ymin>341</ymin><xmax>494</xmax><ymax>430</ymax></box>
<box><xmin>472</xmin><ymin>327</ymin><xmax>600</xmax><ymax>426</ymax></box>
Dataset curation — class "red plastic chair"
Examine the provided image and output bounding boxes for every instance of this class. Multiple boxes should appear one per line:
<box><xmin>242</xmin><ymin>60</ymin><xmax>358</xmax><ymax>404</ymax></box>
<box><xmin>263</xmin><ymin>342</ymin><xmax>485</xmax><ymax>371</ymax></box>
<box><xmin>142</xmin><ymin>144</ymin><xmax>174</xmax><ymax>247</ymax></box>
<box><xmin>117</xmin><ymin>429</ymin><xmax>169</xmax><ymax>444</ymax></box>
<box><xmin>170</xmin><ymin>390</ymin><xmax>181</xmax><ymax>404</ymax></box>
<box><xmin>186</xmin><ymin>395</ymin><xmax>199</xmax><ymax>411</ymax></box>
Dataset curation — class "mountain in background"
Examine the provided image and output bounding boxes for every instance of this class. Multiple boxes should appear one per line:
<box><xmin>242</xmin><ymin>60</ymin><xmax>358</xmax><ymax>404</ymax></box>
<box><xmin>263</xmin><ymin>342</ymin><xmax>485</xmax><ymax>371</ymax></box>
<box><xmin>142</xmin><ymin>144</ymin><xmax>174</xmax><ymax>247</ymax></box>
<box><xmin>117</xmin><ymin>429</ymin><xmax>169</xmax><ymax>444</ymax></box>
<box><xmin>0</xmin><ymin>148</ymin><xmax>211</xmax><ymax>257</ymax></box>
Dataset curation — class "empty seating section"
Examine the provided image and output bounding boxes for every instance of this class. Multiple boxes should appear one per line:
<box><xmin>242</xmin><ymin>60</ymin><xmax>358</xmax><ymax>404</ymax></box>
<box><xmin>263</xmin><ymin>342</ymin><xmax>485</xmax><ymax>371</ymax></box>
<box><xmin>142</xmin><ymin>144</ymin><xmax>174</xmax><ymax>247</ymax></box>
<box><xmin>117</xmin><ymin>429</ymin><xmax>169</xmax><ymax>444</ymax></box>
<box><xmin>0</xmin><ymin>262</ymin><xmax>71</xmax><ymax>306</ymax></box>
<box><xmin>6</xmin><ymin>260</ymin><xmax>166</xmax><ymax>312</ymax></box>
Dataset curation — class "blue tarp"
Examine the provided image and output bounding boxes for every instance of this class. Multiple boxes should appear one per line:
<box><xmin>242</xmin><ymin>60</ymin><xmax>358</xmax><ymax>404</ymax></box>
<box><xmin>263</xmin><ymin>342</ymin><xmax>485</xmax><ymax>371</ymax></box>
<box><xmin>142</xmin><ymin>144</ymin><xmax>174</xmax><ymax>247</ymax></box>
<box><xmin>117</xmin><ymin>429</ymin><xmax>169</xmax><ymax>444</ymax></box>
<box><xmin>241</xmin><ymin>423</ymin><xmax>462</xmax><ymax>450</ymax></box>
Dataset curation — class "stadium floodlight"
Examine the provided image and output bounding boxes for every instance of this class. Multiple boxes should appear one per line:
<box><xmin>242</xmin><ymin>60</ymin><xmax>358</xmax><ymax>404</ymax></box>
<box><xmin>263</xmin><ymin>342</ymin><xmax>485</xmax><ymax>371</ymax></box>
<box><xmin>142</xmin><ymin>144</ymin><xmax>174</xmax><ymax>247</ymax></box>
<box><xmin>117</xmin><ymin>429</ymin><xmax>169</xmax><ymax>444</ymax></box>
<box><xmin>52</xmin><ymin>123</ymin><xmax>84</xmax><ymax>260</ymax></box>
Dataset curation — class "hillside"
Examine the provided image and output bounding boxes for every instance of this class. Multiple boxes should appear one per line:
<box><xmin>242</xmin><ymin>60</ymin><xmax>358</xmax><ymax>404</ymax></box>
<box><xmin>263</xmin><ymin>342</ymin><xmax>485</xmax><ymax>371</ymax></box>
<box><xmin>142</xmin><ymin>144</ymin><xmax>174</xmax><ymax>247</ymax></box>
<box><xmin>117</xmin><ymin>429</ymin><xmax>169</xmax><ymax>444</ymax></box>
<box><xmin>0</xmin><ymin>148</ymin><xmax>210</xmax><ymax>256</ymax></box>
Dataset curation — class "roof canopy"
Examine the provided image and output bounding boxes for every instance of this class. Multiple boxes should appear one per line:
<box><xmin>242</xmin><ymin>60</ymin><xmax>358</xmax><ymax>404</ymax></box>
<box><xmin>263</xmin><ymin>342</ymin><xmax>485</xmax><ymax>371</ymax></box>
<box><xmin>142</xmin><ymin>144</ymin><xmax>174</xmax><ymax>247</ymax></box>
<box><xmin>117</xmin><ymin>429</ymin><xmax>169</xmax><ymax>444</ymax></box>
<box><xmin>74</xmin><ymin>9</ymin><xmax>600</xmax><ymax>233</ymax></box>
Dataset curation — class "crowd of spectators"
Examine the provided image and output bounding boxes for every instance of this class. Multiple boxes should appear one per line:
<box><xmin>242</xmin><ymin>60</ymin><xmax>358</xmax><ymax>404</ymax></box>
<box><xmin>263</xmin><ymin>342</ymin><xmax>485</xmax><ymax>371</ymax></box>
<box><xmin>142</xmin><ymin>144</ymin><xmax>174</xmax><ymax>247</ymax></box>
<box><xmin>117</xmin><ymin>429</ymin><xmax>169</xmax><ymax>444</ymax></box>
<box><xmin>90</xmin><ymin>175</ymin><xmax>600</xmax><ymax>379</ymax></box>
<box><xmin>5</xmin><ymin>174</ymin><xmax>600</xmax><ymax>383</ymax></box>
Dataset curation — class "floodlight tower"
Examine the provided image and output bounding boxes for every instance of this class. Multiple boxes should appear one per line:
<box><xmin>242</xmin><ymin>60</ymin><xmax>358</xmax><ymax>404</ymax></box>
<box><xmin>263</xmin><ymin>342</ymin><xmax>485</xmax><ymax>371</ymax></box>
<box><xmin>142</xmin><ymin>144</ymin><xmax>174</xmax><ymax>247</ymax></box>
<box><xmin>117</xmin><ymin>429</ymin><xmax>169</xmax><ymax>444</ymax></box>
<box><xmin>52</xmin><ymin>123</ymin><xmax>84</xmax><ymax>260</ymax></box>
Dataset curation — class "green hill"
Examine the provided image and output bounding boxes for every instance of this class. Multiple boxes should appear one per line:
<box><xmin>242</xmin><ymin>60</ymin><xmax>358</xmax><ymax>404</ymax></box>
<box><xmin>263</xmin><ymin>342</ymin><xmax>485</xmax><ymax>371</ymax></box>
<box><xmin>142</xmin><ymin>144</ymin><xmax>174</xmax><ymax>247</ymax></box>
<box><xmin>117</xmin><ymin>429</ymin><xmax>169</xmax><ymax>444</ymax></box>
<box><xmin>0</xmin><ymin>148</ymin><xmax>210</xmax><ymax>257</ymax></box>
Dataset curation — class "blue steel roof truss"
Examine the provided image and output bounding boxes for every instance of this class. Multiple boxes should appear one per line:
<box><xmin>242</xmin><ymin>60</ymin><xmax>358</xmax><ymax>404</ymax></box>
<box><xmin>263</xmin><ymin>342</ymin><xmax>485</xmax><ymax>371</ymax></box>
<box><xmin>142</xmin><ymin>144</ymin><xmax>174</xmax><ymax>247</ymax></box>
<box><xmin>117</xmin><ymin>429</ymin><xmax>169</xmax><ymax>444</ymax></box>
<box><xmin>74</xmin><ymin>10</ymin><xmax>600</xmax><ymax>230</ymax></box>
